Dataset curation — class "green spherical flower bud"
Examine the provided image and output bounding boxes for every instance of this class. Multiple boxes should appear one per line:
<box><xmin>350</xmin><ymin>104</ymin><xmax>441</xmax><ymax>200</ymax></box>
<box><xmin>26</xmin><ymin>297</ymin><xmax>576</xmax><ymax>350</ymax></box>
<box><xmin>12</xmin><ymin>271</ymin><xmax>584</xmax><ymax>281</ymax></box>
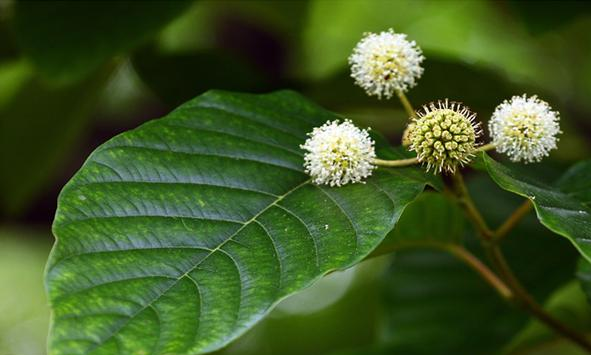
<box><xmin>408</xmin><ymin>100</ymin><xmax>481</xmax><ymax>173</ymax></box>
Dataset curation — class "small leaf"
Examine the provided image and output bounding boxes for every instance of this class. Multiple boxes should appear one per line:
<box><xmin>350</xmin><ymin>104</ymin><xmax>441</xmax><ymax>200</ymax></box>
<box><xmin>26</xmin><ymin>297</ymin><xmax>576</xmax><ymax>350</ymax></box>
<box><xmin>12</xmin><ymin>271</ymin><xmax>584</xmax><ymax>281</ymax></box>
<box><xmin>47</xmin><ymin>90</ymin><xmax>434</xmax><ymax>355</ymax></box>
<box><xmin>482</xmin><ymin>153</ymin><xmax>591</xmax><ymax>262</ymax></box>
<box><xmin>14</xmin><ymin>0</ymin><xmax>190</xmax><ymax>84</ymax></box>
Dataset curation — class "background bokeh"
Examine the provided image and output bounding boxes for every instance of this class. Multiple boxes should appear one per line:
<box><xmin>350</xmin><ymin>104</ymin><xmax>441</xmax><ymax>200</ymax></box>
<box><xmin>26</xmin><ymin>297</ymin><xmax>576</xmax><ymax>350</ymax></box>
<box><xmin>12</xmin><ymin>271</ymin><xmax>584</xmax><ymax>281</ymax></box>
<box><xmin>1</xmin><ymin>1</ymin><xmax>591</xmax><ymax>354</ymax></box>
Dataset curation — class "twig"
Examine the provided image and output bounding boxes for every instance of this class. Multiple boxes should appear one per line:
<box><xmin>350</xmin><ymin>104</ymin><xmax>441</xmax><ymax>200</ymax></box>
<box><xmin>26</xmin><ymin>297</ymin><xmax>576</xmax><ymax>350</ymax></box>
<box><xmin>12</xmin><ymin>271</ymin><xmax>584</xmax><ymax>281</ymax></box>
<box><xmin>494</xmin><ymin>200</ymin><xmax>533</xmax><ymax>243</ymax></box>
<box><xmin>373</xmin><ymin>157</ymin><xmax>419</xmax><ymax>167</ymax></box>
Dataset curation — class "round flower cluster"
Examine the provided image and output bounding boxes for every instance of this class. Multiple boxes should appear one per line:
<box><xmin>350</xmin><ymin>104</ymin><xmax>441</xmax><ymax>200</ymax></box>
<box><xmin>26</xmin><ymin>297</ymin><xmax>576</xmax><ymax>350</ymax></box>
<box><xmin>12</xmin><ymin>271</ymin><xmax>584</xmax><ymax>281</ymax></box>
<box><xmin>301</xmin><ymin>120</ymin><xmax>376</xmax><ymax>186</ymax></box>
<box><xmin>349</xmin><ymin>29</ymin><xmax>424</xmax><ymax>99</ymax></box>
<box><xmin>408</xmin><ymin>100</ymin><xmax>481</xmax><ymax>173</ymax></box>
<box><xmin>489</xmin><ymin>95</ymin><xmax>561</xmax><ymax>163</ymax></box>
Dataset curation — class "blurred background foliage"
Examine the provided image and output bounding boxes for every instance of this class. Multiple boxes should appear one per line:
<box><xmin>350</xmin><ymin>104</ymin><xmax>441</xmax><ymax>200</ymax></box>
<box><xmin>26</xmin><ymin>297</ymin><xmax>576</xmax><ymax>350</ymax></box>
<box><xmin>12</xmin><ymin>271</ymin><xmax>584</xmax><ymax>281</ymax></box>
<box><xmin>1</xmin><ymin>1</ymin><xmax>591</xmax><ymax>354</ymax></box>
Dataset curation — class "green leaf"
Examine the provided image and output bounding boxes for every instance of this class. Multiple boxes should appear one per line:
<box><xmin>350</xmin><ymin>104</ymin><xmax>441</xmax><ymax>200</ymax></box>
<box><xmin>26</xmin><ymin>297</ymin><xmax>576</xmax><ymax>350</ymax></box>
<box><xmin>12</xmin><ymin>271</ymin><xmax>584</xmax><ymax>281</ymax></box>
<box><xmin>14</xmin><ymin>0</ymin><xmax>190</xmax><ymax>84</ymax></box>
<box><xmin>47</xmin><ymin>90</ymin><xmax>433</xmax><ymax>355</ymax></box>
<box><xmin>482</xmin><ymin>153</ymin><xmax>591</xmax><ymax>262</ymax></box>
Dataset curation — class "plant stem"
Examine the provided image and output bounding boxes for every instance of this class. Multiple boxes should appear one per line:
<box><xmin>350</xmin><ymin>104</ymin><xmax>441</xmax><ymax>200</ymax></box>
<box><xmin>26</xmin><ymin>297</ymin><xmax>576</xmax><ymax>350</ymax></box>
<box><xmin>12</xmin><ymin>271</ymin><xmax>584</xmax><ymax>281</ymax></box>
<box><xmin>373</xmin><ymin>142</ymin><xmax>495</xmax><ymax>168</ymax></box>
<box><xmin>450</xmin><ymin>173</ymin><xmax>494</xmax><ymax>240</ymax></box>
<box><xmin>396</xmin><ymin>90</ymin><xmax>416</xmax><ymax>118</ymax></box>
<box><xmin>475</xmin><ymin>142</ymin><xmax>496</xmax><ymax>153</ymax></box>
<box><xmin>494</xmin><ymin>200</ymin><xmax>533</xmax><ymax>243</ymax></box>
<box><xmin>445</xmin><ymin>244</ymin><xmax>512</xmax><ymax>300</ymax></box>
<box><xmin>449</xmin><ymin>171</ymin><xmax>591</xmax><ymax>353</ymax></box>
<box><xmin>397</xmin><ymin>90</ymin><xmax>415</xmax><ymax>146</ymax></box>
<box><xmin>373</xmin><ymin>157</ymin><xmax>419</xmax><ymax>167</ymax></box>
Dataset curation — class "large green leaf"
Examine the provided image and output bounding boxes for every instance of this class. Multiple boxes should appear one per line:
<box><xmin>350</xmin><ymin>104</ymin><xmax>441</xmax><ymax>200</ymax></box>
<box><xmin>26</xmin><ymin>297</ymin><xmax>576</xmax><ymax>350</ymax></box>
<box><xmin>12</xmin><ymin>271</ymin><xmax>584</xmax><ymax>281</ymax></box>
<box><xmin>483</xmin><ymin>154</ymin><xmax>591</xmax><ymax>262</ymax></box>
<box><xmin>14</xmin><ymin>0</ymin><xmax>190</xmax><ymax>84</ymax></box>
<box><xmin>47</xmin><ymin>90</ymin><xmax>434</xmax><ymax>355</ymax></box>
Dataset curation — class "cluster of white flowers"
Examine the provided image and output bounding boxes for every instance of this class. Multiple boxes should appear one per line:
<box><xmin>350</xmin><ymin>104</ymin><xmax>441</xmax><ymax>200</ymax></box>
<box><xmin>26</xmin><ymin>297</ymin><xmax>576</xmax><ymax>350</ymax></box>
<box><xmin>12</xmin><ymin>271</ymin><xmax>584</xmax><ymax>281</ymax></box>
<box><xmin>299</xmin><ymin>30</ymin><xmax>564</xmax><ymax>185</ymax></box>
<box><xmin>349</xmin><ymin>29</ymin><xmax>424</xmax><ymax>99</ymax></box>
<box><xmin>301</xmin><ymin>120</ymin><xmax>376</xmax><ymax>186</ymax></box>
<box><xmin>489</xmin><ymin>95</ymin><xmax>561</xmax><ymax>163</ymax></box>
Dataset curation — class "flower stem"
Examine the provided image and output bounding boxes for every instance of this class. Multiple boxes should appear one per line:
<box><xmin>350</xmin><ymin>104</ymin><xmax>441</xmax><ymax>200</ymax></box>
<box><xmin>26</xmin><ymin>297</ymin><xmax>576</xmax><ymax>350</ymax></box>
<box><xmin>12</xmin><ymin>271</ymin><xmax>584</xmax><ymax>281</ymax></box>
<box><xmin>494</xmin><ymin>199</ymin><xmax>533</xmax><ymax>243</ymax></box>
<box><xmin>396</xmin><ymin>90</ymin><xmax>416</xmax><ymax>118</ymax></box>
<box><xmin>373</xmin><ymin>157</ymin><xmax>419</xmax><ymax>167</ymax></box>
<box><xmin>396</xmin><ymin>90</ymin><xmax>416</xmax><ymax>146</ymax></box>
<box><xmin>475</xmin><ymin>142</ymin><xmax>496</xmax><ymax>153</ymax></box>
<box><xmin>445</xmin><ymin>244</ymin><xmax>512</xmax><ymax>300</ymax></box>
<box><xmin>449</xmin><ymin>172</ymin><xmax>591</xmax><ymax>354</ymax></box>
<box><xmin>449</xmin><ymin>173</ymin><xmax>494</xmax><ymax>239</ymax></box>
<box><xmin>373</xmin><ymin>143</ymin><xmax>495</xmax><ymax>168</ymax></box>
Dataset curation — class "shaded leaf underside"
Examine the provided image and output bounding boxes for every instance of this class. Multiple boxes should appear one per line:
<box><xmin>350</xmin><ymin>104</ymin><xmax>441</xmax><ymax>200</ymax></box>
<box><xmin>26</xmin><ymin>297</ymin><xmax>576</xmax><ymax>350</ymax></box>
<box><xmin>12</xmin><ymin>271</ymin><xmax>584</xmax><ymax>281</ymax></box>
<box><xmin>47</xmin><ymin>90</ymin><xmax>432</xmax><ymax>355</ymax></box>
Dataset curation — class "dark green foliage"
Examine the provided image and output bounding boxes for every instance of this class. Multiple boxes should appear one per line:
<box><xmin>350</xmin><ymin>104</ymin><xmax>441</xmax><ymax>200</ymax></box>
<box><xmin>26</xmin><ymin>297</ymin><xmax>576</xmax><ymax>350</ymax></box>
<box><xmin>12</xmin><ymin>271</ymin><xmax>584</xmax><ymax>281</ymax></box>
<box><xmin>14</xmin><ymin>0</ymin><xmax>191</xmax><ymax>84</ymax></box>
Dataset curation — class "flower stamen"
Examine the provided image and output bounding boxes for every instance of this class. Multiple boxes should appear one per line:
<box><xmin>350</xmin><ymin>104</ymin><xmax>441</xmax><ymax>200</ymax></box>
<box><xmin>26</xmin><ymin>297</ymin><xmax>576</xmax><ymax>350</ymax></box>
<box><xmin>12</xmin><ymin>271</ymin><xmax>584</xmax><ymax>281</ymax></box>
<box><xmin>489</xmin><ymin>95</ymin><xmax>561</xmax><ymax>163</ymax></box>
<box><xmin>349</xmin><ymin>29</ymin><xmax>424</xmax><ymax>99</ymax></box>
<box><xmin>301</xmin><ymin>120</ymin><xmax>376</xmax><ymax>186</ymax></box>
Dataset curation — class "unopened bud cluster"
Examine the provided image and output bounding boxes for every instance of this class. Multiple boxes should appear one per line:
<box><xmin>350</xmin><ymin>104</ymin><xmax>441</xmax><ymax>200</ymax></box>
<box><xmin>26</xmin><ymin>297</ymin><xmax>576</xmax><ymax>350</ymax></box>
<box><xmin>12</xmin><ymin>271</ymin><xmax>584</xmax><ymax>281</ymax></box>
<box><xmin>408</xmin><ymin>100</ymin><xmax>480</xmax><ymax>173</ymax></box>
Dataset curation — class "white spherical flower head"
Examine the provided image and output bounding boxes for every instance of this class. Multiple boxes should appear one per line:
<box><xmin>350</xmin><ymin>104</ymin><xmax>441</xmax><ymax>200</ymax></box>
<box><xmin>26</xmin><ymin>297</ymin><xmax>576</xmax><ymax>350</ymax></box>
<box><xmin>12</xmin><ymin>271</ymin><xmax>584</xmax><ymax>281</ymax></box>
<box><xmin>349</xmin><ymin>29</ymin><xmax>424</xmax><ymax>99</ymax></box>
<box><xmin>301</xmin><ymin>120</ymin><xmax>376</xmax><ymax>186</ymax></box>
<box><xmin>489</xmin><ymin>95</ymin><xmax>561</xmax><ymax>163</ymax></box>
